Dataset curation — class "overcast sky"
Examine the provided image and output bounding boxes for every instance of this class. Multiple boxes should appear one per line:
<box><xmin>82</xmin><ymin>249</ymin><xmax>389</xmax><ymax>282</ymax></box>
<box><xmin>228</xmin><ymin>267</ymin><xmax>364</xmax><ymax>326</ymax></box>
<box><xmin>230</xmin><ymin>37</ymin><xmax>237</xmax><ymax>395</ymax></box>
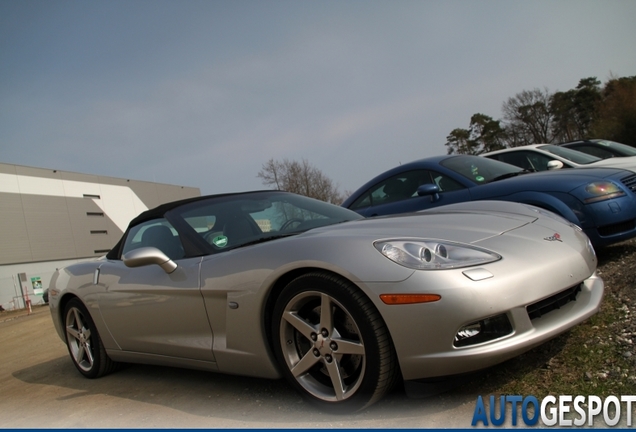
<box><xmin>1</xmin><ymin>0</ymin><xmax>635</xmax><ymax>196</ymax></box>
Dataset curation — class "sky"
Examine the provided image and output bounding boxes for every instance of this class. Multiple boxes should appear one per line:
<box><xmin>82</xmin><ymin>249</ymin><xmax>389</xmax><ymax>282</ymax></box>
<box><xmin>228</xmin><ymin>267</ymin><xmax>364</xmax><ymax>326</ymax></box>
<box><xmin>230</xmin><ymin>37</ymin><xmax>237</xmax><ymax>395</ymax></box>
<box><xmin>1</xmin><ymin>0</ymin><xmax>635</xmax><ymax>197</ymax></box>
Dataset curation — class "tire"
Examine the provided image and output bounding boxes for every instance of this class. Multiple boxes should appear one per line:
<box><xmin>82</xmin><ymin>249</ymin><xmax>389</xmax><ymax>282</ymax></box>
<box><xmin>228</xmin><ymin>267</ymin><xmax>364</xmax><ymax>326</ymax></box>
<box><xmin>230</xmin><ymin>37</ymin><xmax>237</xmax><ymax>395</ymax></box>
<box><xmin>272</xmin><ymin>272</ymin><xmax>398</xmax><ymax>412</ymax></box>
<box><xmin>63</xmin><ymin>298</ymin><xmax>118</xmax><ymax>378</ymax></box>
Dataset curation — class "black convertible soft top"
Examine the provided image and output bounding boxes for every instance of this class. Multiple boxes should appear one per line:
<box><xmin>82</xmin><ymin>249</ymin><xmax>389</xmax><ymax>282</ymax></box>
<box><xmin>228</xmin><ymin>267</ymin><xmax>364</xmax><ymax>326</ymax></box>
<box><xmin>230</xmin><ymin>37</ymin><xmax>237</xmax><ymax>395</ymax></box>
<box><xmin>127</xmin><ymin>190</ymin><xmax>277</xmax><ymax>227</ymax></box>
<box><xmin>105</xmin><ymin>190</ymin><xmax>279</xmax><ymax>260</ymax></box>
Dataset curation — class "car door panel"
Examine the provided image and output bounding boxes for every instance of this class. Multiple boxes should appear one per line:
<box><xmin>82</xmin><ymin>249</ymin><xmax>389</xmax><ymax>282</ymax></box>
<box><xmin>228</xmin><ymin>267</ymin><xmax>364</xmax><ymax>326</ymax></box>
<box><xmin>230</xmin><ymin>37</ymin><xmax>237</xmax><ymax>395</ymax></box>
<box><xmin>96</xmin><ymin>257</ymin><xmax>215</xmax><ymax>361</ymax></box>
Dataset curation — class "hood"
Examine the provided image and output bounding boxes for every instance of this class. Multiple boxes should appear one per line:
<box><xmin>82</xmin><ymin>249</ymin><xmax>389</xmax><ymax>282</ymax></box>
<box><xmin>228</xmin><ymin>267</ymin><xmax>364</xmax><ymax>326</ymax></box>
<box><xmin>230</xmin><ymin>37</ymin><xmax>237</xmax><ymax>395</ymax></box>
<box><xmin>309</xmin><ymin>202</ymin><xmax>538</xmax><ymax>244</ymax></box>
<box><xmin>591</xmin><ymin>156</ymin><xmax>636</xmax><ymax>172</ymax></box>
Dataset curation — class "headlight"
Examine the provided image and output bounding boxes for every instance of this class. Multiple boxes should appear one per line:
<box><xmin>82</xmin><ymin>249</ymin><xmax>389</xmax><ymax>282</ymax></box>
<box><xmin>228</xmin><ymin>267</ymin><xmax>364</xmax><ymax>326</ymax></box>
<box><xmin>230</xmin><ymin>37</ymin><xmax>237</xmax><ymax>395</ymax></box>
<box><xmin>374</xmin><ymin>239</ymin><xmax>501</xmax><ymax>270</ymax></box>
<box><xmin>584</xmin><ymin>182</ymin><xmax>625</xmax><ymax>203</ymax></box>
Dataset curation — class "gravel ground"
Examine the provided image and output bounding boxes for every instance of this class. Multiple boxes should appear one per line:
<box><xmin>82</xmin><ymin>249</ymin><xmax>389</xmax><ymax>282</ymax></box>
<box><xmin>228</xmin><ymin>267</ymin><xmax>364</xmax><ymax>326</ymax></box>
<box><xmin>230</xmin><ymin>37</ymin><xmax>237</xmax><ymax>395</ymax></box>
<box><xmin>594</xmin><ymin>238</ymin><xmax>636</xmax><ymax>386</ymax></box>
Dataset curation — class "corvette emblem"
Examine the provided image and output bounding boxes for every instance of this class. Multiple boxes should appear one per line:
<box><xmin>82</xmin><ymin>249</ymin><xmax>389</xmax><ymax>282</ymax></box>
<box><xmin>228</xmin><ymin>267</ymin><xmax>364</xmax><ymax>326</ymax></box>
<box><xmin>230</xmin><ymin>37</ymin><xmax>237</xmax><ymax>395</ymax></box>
<box><xmin>544</xmin><ymin>233</ymin><xmax>562</xmax><ymax>242</ymax></box>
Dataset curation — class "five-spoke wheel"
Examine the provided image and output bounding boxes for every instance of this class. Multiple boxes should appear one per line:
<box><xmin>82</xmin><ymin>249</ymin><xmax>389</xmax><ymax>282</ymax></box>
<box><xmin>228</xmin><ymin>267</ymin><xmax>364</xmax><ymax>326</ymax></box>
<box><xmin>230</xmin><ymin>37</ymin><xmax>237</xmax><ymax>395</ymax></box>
<box><xmin>272</xmin><ymin>272</ymin><xmax>397</xmax><ymax>411</ymax></box>
<box><xmin>64</xmin><ymin>298</ymin><xmax>117</xmax><ymax>378</ymax></box>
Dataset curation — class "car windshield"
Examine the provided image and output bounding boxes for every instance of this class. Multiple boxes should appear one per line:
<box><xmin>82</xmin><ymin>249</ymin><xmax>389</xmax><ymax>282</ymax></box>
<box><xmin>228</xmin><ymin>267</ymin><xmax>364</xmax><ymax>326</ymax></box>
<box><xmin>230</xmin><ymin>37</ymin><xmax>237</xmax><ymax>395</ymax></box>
<box><xmin>440</xmin><ymin>155</ymin><xmax>523</xmax><ymax>184</ymax></box>
<box><xmin>538</xmin><ymin>144</ymin><xmax>601</xmax><ymax>165</ymax></box>
<box><xmin>176</xmin><ymin>191</ymin><xmax>362</xmax><ymax>251</ymax></box>
<box><xmin>591</xmin><ymin>139</ymin><xmax>636</xmax><ymax>156</ymax></box>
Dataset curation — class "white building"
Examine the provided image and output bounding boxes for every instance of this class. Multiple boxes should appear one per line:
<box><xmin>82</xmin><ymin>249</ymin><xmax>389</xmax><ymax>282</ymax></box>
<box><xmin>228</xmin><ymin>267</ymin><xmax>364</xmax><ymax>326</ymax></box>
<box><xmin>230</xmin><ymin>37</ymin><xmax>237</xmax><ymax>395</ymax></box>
<box><xmin>0</xmin><ymin>162</ymin><xmax>200</xmax><ymax>310</ymax></box>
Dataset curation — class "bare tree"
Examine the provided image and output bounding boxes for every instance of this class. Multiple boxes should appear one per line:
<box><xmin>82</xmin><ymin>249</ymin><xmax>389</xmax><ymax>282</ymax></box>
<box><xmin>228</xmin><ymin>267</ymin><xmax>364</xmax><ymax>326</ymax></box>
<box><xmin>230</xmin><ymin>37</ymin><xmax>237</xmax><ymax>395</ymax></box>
<box><xmin>502</xmin><ymin>88</ymin><xmax>555</xmax><ymax>145</ymax></box>
<box><xmin>257</xmin><ymin>158</ymin><xmax>345</xmax><ymax>204</ymax></box>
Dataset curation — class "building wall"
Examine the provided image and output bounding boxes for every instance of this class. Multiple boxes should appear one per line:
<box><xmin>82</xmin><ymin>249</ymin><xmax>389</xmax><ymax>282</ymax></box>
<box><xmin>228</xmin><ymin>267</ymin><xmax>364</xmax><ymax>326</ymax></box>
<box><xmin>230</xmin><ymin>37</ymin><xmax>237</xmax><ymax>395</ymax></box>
<box><xmin>0</xmin><ymin>258</ymin><xmax>92</xmax><ymax>310</ymax></box>
<box><xmin>0</xmin><ymin>162</ymin><xmax>201</xmax><ymax>309</ymax></box>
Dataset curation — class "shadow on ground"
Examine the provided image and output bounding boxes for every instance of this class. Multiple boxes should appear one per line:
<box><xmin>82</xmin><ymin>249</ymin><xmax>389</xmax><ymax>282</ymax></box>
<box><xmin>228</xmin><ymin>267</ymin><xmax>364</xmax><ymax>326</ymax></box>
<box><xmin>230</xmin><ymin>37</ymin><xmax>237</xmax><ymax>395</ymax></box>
<box><xmin>12</xmin><ymin>332</ymin><xmax>569</xmax><ymax>426</ymax></box>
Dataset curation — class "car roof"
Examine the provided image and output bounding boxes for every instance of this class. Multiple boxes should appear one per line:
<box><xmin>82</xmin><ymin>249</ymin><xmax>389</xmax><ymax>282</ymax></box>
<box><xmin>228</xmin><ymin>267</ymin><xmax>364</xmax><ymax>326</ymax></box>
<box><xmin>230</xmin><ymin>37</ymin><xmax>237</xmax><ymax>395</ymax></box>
<box><xmin>106</xmin><ymin>189</ymin><xmax>296</xmax><ymax>260</ymax></box>
<box><xmin>128</xmin><ymin>190</ymin><xmax>282</xmax><ymax>227</ymax></box>
<box><xmin>557</xmin><ymin>140</ymin><xmax>596</xmax><ymax>146</ymax></box>
<box><xmin>355</xmin><ymin>154</ymin><xmax>459</xmax><ymax>178</ymax></box>
<box><xmin>481</xmin><ymin>144</ymin><xmax>547</xmax><ymax>156</ymax></box>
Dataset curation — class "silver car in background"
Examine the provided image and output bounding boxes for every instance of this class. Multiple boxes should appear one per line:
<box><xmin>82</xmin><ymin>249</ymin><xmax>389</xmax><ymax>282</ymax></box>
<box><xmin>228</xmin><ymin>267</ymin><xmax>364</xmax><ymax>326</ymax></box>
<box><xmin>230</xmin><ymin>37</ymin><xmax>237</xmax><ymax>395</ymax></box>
<box><xmin>49</xmin><ymin>191</ymin><xmax>603</xmax><ymax>411</ymax></box>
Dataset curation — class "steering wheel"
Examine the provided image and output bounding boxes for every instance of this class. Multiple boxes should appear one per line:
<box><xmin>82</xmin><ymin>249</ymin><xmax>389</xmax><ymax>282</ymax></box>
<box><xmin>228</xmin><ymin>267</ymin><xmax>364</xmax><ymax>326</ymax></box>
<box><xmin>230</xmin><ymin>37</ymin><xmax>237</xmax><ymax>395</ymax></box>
<box><xmin>280</xmin><ymin>218</ymin><xmax>303</xmax><ymax>231</ymax></box>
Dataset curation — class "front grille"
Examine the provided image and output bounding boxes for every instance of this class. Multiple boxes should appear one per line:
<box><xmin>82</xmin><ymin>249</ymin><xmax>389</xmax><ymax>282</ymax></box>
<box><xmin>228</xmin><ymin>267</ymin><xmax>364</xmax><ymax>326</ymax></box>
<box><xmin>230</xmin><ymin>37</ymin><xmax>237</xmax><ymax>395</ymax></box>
<box><xmin>598</xmin><ymin>219</ymin><xmax>636</xmax><ymax>237</ymax></box>
<box><xmin>621</xmin><ymin>173</ymin><xmax>636</xmax><ymax>194</ymax></box>
<box><xmin>527</xmin><ymin>284</ymin><xmax>582</xmax><ymax>320</ymax></box>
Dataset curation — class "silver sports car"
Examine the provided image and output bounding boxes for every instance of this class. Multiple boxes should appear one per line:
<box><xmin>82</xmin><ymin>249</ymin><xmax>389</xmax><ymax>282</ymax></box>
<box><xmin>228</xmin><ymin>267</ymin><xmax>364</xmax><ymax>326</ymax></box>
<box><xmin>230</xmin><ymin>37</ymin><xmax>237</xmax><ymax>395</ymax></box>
<box><xmin>49</xmin><ymin>191</ymin><xmax>603</xmax><ymax>411</ymax></box>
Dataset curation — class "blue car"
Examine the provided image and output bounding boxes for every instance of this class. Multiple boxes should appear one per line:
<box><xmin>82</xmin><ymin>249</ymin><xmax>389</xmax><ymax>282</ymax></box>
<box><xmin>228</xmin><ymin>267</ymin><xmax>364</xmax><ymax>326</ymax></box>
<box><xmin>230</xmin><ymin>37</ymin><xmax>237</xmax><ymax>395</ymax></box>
<box><xmin>342</xmin><ymin>155</ymin><xmax>636</xmax><ymax>248</ymax></box>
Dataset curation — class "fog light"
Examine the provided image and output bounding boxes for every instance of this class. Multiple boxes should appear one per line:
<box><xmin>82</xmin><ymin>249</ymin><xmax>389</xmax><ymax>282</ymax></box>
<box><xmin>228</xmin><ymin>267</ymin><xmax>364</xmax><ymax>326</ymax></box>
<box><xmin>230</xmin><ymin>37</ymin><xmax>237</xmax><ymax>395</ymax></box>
<box><xmin>454</xmin><ymin>313</ymin><xmax>513</xmax><ymax>347</ymax></box>
<box><xmin>456</xmin><ymin>322</ymin><xmax>481</xmax><ymax>340</ymax></box>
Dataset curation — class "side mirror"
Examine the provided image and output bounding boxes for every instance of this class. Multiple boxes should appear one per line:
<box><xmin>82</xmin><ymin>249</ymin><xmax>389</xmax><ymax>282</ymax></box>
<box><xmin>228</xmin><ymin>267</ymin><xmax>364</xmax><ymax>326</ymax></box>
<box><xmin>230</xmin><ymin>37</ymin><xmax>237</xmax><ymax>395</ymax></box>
<box><xmin>416</xmin><ymin>184</ymin><xmax>440</xmax><ymax>201</ymax></box>
<box><xmin>123</xmin><ymin>247</ymin><xmax>178</xmax><ymax>274</ymax></box>
<box><xmin>547</xmin><ymin>160</ymin><xmax>564</xmax><ymax>170</ymax></box>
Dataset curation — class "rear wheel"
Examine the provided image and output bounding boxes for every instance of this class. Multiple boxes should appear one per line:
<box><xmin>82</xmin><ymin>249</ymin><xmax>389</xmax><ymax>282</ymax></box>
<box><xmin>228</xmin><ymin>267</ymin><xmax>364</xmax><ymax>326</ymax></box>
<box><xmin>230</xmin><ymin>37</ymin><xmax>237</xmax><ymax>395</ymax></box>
<box><xmin>64</xmin><ymin>298</ymin><xmax>118</xmax><ymax>378</ymax></box>
<box><xmin>272</xmin><ymin>272</ymin><xmax>398</xmax><ymax>412</ymax></box>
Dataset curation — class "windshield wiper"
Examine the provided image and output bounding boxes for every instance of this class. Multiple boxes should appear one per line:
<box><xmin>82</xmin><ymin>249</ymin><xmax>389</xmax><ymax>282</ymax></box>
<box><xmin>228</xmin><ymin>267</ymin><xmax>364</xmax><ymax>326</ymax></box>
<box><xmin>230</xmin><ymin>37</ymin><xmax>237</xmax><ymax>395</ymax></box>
<box><xmin>489</xmin><ymin>169</ymin><xmax>534</xmax><ymax>183</ymax></box>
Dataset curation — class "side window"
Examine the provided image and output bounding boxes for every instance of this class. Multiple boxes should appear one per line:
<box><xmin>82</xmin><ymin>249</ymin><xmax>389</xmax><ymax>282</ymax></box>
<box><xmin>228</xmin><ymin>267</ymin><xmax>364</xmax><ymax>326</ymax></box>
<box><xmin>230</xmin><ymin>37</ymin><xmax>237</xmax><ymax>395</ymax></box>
<box><xmin>576</xmin><ymin>145</ymin><xmax>613</xmax><ymax>159</ymax></box>
<box><xmin>432</xmin><ymin>172</ymin><xmax>465</xmax><ymax>192</ymax></box>
<box><xmin>122</xmin><ymin>219</ymin><xmax>185</xmax><ymax>260</ymax></box>
<box><xmin>492</xmin><ymin>152</ymin><xmax>536</xmax><ymax>171</ymax></box>
<box><xmin>525</xmin><ymin>152</ymin><xmax>557</xmax><ymax>171</ymax></box>
<box><xmin>350</xmin><ymin>192</ymin><xmax>372</xmax><ymax>210</ymax></box>
<box><xmin>350</xmin><ymin>170</ymin><xmax>434</xmax><ymax>209</ymax></box>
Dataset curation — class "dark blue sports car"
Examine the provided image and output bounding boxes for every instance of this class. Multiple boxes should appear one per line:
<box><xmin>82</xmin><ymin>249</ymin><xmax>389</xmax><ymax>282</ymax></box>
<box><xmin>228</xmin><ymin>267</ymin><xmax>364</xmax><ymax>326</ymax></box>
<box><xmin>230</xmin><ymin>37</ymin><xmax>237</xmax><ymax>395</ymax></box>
<box><xmin>342</xmin><ymin>155</ymin><xmax>636</xmax><ymax>248</ymax></box>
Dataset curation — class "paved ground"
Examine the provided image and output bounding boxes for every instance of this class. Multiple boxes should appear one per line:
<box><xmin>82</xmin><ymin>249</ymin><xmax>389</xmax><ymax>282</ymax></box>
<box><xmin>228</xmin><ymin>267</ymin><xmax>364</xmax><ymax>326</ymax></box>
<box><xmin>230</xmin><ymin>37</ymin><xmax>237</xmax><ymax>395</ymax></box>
<box><xmin>0</xmin><ymin>305</ymin><xmax>482</xmax><ymax>428</ymax></box>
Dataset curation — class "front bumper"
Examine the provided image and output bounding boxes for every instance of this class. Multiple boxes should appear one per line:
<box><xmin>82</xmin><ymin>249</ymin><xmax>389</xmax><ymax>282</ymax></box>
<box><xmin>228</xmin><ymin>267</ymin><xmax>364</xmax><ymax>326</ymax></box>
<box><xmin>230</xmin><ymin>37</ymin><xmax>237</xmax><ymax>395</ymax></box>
<box><xmin>583</xmin><ymin>195</ymin><xmax>636</xmax><ymax>247</ymax></box>
<box><xmin>376</xmin><ymin>272</ymin><xmax>603</xmax><ymax>381</ymax></box>
<box><xmin>365</xmin><ymin>218</ymin><xmax>603</xmax><ymax>381</ymax></box>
